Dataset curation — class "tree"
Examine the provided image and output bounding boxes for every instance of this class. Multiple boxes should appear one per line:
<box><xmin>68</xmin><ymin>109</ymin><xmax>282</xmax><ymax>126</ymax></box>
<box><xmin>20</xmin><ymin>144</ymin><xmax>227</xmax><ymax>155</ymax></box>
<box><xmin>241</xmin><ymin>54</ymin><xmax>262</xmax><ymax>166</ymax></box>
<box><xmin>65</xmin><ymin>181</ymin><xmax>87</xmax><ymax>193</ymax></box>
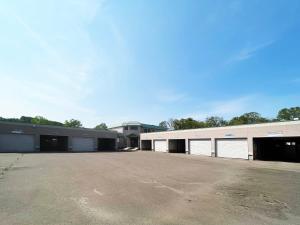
<box><xmin>159</xmin><ymin>121</ymin><xmax>168</xmax><ymax>129</ymax></box>
<box><xmin>0</xmin><ymin>115</ymin><xmax>63</xmax><ymax>126</ymax></box>
<box><xmin>229</xmin><ymin>112</ymin><xmax>269</xmax><ymax>125</ymax></box>
<box><xmin>0</xmin><ymin>117</ymin><xmax>21</xmax><ymax>123</ymax></box>
<box><xmin>20</xmin><ymin>116</ymin><xmax>34</xmax><ymax>123</ymax></box>
<box><xmin>31</xmin><ymin>116</ymin><xmax>63</xmax><ymax>126</ymax></box>
<box><xmin>205</xmin><ymin>116</ymin><xmax>227</xmax><ymax>127</ymax></box>
<box><xmin>64</xmin><ymin>119</ymin><xmax>82</xmax><ymax>128</ymax></box>
<box><xmin>277</xmin><ymin>107</ymin><xmax>300</xmax><ymax>121</ymax></box>
<box><xmin>159</xmin><ymin>119</ymin><xmax>175</xmax><ymax>130</ymax></box>
<box><xmin>31</xmin><ymin>116</ymin><xmax>50</xmax><ymax>125</ymax></box>
<box><xmin>167</xmin><ymin>118</ymin><xmax>175</xmax><ymax>130</ymax></box>
<box><xmin>94</xmin><ymin>123</ymin><xmax>108</xmax><ymax>130</ymax></box>
<box><xmin>173</xmin><ymin>118</ymin><xmax>206</xmax><ymax>130</ymax></box>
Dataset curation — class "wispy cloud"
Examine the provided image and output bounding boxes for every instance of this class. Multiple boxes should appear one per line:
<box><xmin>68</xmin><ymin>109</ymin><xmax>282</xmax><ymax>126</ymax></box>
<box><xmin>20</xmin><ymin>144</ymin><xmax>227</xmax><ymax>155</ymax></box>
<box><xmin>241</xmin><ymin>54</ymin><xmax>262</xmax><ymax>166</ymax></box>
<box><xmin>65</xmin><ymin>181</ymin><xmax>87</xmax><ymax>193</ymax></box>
<box><xmin>156</xmin><ymin>89</ymin><xmax>187</xmax><ymax>103</ymax></box>
<box><xmin>11</xmin><ymin>13</ymin><xmax>96</xmax><ymax>92</ymax></box>
<box><xmin>0</xmin><ymin>75</ymin><xmax>102</xmax><ymax>127</ymax></box>
<box><xmin>67</xmin><ymin>0</ymin><xmax>106</xmax><ymax>23</ymax></box>
<box><xmin>226</xmin><ymin>40</ymin><xmax>275</xmax><ymax>64</ymax></box>
<box><xmin>184</xmin><ymin>95</ymin><xmax>258</xmax><ymax>120</ymax></box>
<box><xmin>0</xmin><ymin>2</ymin><xmax>103</xmax><ymax>127</ymax></box>
<box><xmin>13</xmin><ymin>13</ymin><xmax>60</xmax><ymax>59</ymax></box>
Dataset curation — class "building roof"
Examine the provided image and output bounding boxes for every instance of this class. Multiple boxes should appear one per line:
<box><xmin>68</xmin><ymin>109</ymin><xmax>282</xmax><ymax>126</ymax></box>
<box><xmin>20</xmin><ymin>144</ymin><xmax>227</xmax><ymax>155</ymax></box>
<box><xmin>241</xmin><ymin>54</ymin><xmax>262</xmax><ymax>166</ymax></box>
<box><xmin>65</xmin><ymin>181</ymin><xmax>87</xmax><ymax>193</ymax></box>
<box><xmin>141</xmin><ymin>123</ymin><xmax>166</xmax><ymax>130</ymax></box>
<box><xmin>0</xmin><ymin>121</ymin><xmax>116</xmax><ymax>134</ymax></box>
<box><xmin>141</xmin><ymin>120</ymin><xmax>300</xmax><ymax>135</ymax></box>
<box><xmin>109</xmin><ymin>121</ymin><xmax>166</xmax><ymax>130</ymax></box>
<box><xmin>122</xmin><ymin>121</ymin><xmax>142</xmax><ymax>126</ymax></box>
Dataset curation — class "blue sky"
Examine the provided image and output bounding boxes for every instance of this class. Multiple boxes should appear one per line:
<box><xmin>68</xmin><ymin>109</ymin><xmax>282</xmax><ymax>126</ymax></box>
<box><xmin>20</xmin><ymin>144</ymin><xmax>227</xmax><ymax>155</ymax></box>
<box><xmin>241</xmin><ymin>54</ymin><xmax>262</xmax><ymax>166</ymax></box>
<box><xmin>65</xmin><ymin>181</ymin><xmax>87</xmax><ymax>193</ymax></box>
<box><xmin>0</xmin><ymin>0</ymin><xmax>300</xmax><ymax>127</ymax></box>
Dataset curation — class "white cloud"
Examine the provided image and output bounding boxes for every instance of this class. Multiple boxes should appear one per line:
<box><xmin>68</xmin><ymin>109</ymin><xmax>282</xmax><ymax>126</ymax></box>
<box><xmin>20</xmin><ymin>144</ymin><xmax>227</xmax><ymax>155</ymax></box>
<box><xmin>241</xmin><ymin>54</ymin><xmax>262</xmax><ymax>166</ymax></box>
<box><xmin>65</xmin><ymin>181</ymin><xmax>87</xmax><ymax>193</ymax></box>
<box><xmin>184</xmin><ymin>95</ymin><xmax>258</xmax><ymax>120</ymax></box>
<box><xmin>0</xmin><ymin>0</ymin><xmax>139</xmax><ymax>128</ymax></box>
<box><xmin>0</xmin><ymin>3</ymin><xmax>104</xmax><ymax>127</ymax></box>
<box><xmin>67</xmin><ymin>0</ymin><xmax>106</xmax><ymax>23</ymax></box>
<box><xmin>13</xmin><ymin>13</ymin><xmax>60</xmax><ymax>59</ymax></box>
<box><xmin>0</xmin><ymin>74</ymin><xmax>100</xmax><ymax>126</ymax></box>
<box><xmin>226</xmin><ymin>40</ymin><xmax>275</xmax><ymax>64</ymax></box>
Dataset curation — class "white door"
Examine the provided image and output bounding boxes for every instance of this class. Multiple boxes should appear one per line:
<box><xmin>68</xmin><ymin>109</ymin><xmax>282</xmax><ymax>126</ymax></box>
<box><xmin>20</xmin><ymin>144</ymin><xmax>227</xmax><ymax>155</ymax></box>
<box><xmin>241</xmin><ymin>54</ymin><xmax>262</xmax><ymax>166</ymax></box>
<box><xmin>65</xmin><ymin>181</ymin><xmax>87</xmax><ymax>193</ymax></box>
<box><xmin>189</xmin><ymin>139</ymin><xmax>211</xmax><ymax>156</ymax></box>
<box><xmin>216</xmin><ymin>139</ymin><xmax>248</xmax><ymax>159</ymax></box>
<box><xmin>154</xmin><ymin>140</ymin><xmax>167</xmax><ymax>152</ymax></box>
<box><xmin>0</xmin><ymin>134</ymin><xmax>35</xmax><ymax>152</ymax></box>
<box><xmin>72</xmin><ymin>137</ymin><xmax>95</xmax><ymax>152</ymax></box>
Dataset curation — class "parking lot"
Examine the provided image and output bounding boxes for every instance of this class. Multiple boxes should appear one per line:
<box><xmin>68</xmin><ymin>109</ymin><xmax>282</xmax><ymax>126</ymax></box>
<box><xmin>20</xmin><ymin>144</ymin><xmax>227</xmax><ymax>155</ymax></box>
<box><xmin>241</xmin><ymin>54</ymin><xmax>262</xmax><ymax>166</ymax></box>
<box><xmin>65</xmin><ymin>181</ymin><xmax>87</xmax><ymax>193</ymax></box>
<box><xmin>0</xmin><ymin>151</ymin><xmax>299</xmax><ymax>225</ymax></box>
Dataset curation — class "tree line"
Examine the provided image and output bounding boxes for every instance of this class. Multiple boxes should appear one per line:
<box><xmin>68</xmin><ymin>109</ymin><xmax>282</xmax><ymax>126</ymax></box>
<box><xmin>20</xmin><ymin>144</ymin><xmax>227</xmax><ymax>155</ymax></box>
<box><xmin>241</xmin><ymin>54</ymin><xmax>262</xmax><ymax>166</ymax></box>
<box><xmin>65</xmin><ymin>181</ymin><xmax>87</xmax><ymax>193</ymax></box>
<box><xmin>159</xmin><ymin>107</ymin><xmax>300</xmax><ymax>130</ymax></box>
<box><xmin>0</xmin><ymin>116</ymin><xmax>108</xmax><ymax>130</ymax></box>
<box><xmin>1</xmin><ymin>106</ymin><xmax>299</xmax><ymax>131</ymax></box>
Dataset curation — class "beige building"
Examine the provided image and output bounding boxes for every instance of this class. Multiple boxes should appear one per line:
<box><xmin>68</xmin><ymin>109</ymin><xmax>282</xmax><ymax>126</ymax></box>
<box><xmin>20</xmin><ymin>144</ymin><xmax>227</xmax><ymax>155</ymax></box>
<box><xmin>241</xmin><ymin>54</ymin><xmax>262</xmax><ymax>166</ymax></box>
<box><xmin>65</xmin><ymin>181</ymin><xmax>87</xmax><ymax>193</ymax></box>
<box><xmin>140</xmin><ymin>121</ymin><xmax>300</xmax><ymax>162</ymax></box>
<box><xmin>110</xmin><ymin>121</ymin><xmax>166</xmax><ymax>148</ymax></box>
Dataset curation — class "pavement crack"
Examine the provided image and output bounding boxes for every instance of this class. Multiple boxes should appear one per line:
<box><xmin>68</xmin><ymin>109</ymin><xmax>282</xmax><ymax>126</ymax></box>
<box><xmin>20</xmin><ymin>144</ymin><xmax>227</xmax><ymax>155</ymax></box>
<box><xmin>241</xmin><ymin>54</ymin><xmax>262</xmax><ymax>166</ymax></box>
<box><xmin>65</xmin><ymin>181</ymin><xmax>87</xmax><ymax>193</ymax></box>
<box><xmin>0</xmin><ymin>154</ymin><xmax>24</xmax><ymax>179</ymax></box>
<box><xmin>140</xmin><ymin>179</ymin><xmax>185</xmax><ymax>195</ymax></box>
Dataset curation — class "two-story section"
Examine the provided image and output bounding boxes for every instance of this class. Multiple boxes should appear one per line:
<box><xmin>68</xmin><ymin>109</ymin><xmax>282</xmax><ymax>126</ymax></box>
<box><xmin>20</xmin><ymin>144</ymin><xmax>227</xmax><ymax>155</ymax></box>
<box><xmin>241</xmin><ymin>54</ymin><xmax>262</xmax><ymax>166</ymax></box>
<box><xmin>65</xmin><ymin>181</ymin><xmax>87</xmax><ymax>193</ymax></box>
<box><xmin>109</xmin><ymin>121</ymin><xmax>166</xmax><ymax>149</ymax></box>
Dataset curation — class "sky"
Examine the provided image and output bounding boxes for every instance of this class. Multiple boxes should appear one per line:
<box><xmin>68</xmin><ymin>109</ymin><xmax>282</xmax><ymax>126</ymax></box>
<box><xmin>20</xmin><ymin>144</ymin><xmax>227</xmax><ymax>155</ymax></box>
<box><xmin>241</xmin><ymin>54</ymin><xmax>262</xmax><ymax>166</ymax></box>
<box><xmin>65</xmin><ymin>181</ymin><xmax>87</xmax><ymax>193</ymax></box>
<box><xmin>0</xmin><ymin>0</ymin><xmax>300</xmax><ymax>128</ymax></box>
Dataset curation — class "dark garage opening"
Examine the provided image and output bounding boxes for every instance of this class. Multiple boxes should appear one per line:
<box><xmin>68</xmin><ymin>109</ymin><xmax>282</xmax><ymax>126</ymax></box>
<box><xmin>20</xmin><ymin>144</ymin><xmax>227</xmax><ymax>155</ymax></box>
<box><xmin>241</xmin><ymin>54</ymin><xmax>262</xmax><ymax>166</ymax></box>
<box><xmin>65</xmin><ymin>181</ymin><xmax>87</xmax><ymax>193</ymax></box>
<box><xmin>40</xmin><ymin>135</ymin><xmax>68</xmax><ymax>152</ymax></box>
<box><xmin>130</xmin><ymin>137</ymin><xmax>139</xmax><ymax>148</ymax></box>
<box><xmin>254</xmin><ymin>137</ymin><xmax>300</xmax><ymax>162</ymax></box>
<box><xmin>141</xmin><ymin>140</ymin><xmax>152</xmax><ymax>151</ymax></box>
<box><xmin>98</xmin><ymin>138</ymin><xmax>116</xmax><ymax>151</ymax></box>
<box><xmin>169</xmin><ymin>139</ymin><xmax>186</xmax><ymax>153</ymax></box>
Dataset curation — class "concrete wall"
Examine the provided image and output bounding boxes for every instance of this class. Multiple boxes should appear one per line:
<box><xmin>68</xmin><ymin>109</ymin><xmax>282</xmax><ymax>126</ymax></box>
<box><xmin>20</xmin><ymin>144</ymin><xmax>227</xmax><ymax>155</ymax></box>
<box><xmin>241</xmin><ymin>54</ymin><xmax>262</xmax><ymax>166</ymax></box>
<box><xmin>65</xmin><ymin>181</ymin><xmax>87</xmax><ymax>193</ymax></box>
<box><xmin>0</xmin><ymin>122</ymin><xmax>118</xmax><ymax>152</ymax></box>
<box><xmin>110</xmin><ymin>127</ymin><xmax>124</xmax><ymax>133</ymax></box>
<box><xmin>140</xmin><ymin>121</ymin><xmax>300</xmax><ymax>159</ymax></box>
<box><xmin>117</xmin><ymin>135</ymin><xmax>127</xmax><ymax>149</ymax></box>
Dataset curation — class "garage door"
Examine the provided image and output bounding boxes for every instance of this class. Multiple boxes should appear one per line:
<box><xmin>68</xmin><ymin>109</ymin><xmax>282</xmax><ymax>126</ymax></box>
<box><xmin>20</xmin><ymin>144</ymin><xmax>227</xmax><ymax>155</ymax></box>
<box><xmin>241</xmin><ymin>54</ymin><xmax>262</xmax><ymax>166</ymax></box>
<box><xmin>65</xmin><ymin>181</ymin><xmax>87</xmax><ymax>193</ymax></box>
<box><xmin>72</xmin><ymin>137</ymin><xmax>95</xmax><ymax>152</ymax></box>
<box><xmin>189</xmin><ymin>139</ymin><xmax>211</xmax><ymax>156</ymax></box>
<box><xmin>216</xmin><ymin>139</ymin><xmax>248</xmax><ymax>159</ymax></box>
<box><xmin>154</xmin><ymin>140</ymin><xmax>167</xmax><ymax>152</ymax></box>
<box><xmin>0</xmin><ymin>134</ymin><xmax>35</xmax><ymax>152</ymax></box>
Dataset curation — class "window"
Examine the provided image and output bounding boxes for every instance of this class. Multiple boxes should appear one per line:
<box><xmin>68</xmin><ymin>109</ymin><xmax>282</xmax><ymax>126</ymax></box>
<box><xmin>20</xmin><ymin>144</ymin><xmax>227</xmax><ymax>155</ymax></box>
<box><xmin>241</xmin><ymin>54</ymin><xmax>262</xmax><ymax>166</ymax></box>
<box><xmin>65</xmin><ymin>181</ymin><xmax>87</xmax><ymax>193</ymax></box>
<box><xmin>124</xmin><ymin>126</ymin><xmax>128</xmax><ymax>130</ymax></box>
<box><xmin>130</xmin><ymin>126</ymin><xmax>138</xmax><ymax>130</ymax></box>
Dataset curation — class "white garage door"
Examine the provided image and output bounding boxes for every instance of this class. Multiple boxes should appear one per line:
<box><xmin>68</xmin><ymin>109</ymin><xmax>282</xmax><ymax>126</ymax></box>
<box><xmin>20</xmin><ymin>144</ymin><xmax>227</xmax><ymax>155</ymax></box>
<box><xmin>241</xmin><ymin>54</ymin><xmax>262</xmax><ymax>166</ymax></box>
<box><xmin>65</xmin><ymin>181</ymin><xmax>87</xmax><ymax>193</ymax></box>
<box><xmin>154</xmin><ymin>140</ymin><xmax>167</xmax><ymax>152</ymax></box>
<box><xmin>72</xmin><ymin>137</ymin><xmax>95</xmax><ymax>152</ymax></box>
<box><xmin>217</xmin><ymin>139</ymin><xmax>248</xmax><ymax>159</ymax></box>
<box><xmin>0</xmin><ymin>134</ymin><xmax>35</xmax><ymax>152</ymax></box>
<box><xmin>189</xmin><ymin>139</ymin><xmax>211</xmax><ymax>156</ymax></box>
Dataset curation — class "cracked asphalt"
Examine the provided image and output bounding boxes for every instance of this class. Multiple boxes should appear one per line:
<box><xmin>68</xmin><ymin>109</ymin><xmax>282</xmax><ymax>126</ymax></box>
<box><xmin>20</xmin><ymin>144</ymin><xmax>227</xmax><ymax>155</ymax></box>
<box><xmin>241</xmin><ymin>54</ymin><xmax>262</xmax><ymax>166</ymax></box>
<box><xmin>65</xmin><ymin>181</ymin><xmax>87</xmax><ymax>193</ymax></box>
<box><xmin>0</xmin><ymin>151</ymin><xmax>299</xmax><ymax>225</ymax></box>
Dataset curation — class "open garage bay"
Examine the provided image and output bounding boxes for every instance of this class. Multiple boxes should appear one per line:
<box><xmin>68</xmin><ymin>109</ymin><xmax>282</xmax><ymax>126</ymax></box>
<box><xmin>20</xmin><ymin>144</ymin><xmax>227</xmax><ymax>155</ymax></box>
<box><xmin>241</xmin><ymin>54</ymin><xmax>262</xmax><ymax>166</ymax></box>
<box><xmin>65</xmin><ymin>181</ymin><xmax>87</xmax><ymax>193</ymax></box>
<box><xmin>0</xmin><ymin>152</ymin><xmax>299</xmax><ymax>225</ymax></box>
<box><xmin>254</xmin><ymin>137</ymin><xmax>300</xmax><ymax>162</ymax></box>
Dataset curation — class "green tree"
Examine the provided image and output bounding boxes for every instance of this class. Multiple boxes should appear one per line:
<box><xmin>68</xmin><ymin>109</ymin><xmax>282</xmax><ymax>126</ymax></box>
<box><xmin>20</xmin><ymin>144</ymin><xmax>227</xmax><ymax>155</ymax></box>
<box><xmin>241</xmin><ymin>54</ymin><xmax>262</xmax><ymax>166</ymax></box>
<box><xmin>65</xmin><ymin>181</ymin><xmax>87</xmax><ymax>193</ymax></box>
<box><xmin>159</xmin><ymin>121</ymin><xmax>168</xmax><ymax>129</ymax></box>
<box><xmin>277</xmin><ymin>107</ymin><xmax>300</xmax><ymax>121</ymax></box>
<box><xmin>0</xmin><ymin>115</ymin><xmax>63</xmax><ymax>126</ymax></box>
<box><xmin>205</xmin><ymin>116</ymin><xmax>227</xmax><ymax>127</ymax></box>
<box><xmin>0</xmin><ymin>117</ymin><xmax>20</xmax><ymax>123</ymax></box>
<box><xmin>173</xmin><ymin>118</ymin><xmax>206</xmax><ymax>130</ymax></box>
<box><xmin>20</xmin><ymin>116</ymin><xmax>34</xmax><ymax>123</ymax></box>
<box><xmin>159</xmin><ymin>119</ymin><xmax>175</xmax><ymax>130</ymax></box>
<box><xmin>31</xmin><ymin>116</ymin><xmax>50</xmax><ymax>125</ymax></box>
<box><xmin>64</xmin><ymin>119</ymin><xmax>82</xmax><ymax>128</ymax></box>
<box><xmin>94</xmin><ymin>123</ymin><xmax>108</xmax><ymax>130</ymax></box>
<box><xmin>229</xmin><ymin>112</ymin><xmax>269</xmax><ymax>125</ymax></box>
<box><xmin>31</xmin><ymin>116</ymin><xmax>63</xmax><ymax>126</ymax></box>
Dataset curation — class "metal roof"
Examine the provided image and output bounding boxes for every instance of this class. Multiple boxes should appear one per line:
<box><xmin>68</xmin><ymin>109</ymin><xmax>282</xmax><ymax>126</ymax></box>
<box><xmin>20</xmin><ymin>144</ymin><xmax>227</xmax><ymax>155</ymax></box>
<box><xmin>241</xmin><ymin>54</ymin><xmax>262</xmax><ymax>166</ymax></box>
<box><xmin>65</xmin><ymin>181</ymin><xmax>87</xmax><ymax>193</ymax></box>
<box><xmin>0</xmin><ymin>121</ymin><xmax>116</xmax><ymax>134</ymax></box>
<box><xmin>121</xmin><ymin>121</ymin><xmax>142</xmax><ymax>126</ymax></box>
<box><xmin>109</xmin><ymin>121</ymin><xmax>166</xmax><ymax>130</ymax></box>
